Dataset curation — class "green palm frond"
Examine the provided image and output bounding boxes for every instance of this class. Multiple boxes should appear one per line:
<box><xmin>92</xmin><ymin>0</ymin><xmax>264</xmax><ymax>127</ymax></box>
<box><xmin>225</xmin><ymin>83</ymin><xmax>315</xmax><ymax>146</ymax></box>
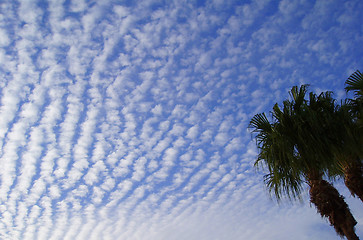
<box><xmin>290</xmin><ymin>84</ymin><xmax>309</xmax><ymax>111</ymax></box>
<box><xmin>249</xmin><ymin>113</ymin><xmax>271</xmax><ymax>132</ymax></box>
<box><xmin>290</xmin><ymin>85</ymin><xmax>308</xmax><ymax>103</ymax></box>
<box><xmin>272</xmin><ymin>103</ymin><xmax>283</xmax><ymax>120</ymax></box>
<box><xmin>249</xmin><ymin>113</ymin><xmax>273</xmax><ymax>147</ymax></box>
<box><xmin>264</xmin><ymin>169</ymin><xmax>303</xmax><ymax>201</ymax></box>
<box><xmin>345</xmin><ymin>70</ymin><xmax>363</xmax><ymax>96</ymax></box>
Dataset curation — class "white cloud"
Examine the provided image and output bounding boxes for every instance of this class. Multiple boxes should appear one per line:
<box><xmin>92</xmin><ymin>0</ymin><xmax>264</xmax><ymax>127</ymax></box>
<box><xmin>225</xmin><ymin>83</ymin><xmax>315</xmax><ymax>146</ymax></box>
<box><xmin>186</xmin><ymin>125</ymin><xmax>199</xmax><ymax>139</ymax></box>
<box><xmin>213</xmin><ymin>131</ymin><xmax>230</xmax><ymax>146</ymax></box>
<box><xmin>70</xmin><ymin>0</ymin><xmax>87</xmax><ymax>12</ymax></box>
<box><xmin>0</xmin><ymin>28</ymin><xmax>10</xmax><ymax>47</ymax></box>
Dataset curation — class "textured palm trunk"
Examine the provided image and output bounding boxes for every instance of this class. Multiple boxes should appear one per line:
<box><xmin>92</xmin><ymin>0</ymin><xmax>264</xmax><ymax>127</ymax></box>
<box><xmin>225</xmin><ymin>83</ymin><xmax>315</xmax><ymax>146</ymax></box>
<box><xmin>307</xmin><ymin>171</ymin><xmax>359</xmax><ymax>240</ymax></box>
<box><xmin>344</xmin><ymin>158</ymin><xmax>363</xmax><ymax>202</ymax></box>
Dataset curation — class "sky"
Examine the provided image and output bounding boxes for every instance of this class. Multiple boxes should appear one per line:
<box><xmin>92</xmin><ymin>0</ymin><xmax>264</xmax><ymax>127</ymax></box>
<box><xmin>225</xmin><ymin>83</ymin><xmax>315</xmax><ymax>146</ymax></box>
<box><xmin>0</xmin><ymin>0</ymin><xmax>362</xmax><ymax>239</ymax></box>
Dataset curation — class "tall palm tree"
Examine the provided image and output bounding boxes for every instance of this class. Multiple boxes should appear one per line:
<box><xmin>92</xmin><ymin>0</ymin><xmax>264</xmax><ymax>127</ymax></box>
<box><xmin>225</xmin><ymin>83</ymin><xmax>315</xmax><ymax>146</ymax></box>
<box><xmin>250</xmin><ymin>85</ymin><xmax>359</xmax><ymax>240</ymax></box>
<box><xmin>343</xmin><ymin>70</ymin><xmax>363</xmax><ymax>201</ymax></box>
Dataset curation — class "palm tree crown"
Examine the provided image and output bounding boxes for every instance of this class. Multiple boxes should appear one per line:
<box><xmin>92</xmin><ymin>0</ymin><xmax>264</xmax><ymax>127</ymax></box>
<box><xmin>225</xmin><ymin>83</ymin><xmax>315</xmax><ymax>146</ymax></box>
<box><xmin>250</xmin><ymin>85</ymin><xmax>342</xmax><ymax>199</ymax></box>
<box><xmin>250</xmin><ymin>85</ymin><xmax>359</xmax><ymax>239</ymax></box>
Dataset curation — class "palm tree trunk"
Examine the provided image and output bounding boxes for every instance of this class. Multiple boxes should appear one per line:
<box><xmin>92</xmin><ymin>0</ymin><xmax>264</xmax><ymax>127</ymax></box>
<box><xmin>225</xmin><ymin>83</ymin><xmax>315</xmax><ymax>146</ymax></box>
<box><xmin>307</xmin><ymin>171</ymin><xmax>359</xmax><ymax>240</ymax></box>
<box><xmin>344</xmin><ymin>157</ymin><xmax>363</xmax><ymax>202</ymax></box>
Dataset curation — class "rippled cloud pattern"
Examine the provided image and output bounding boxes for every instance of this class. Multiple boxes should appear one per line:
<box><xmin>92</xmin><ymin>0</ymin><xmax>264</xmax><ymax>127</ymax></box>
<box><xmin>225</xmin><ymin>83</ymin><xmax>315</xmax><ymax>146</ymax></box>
<box><xmin>0</xmin><ymin>0</ymin><xmax>362</xmax><ymax>239</ymax></box>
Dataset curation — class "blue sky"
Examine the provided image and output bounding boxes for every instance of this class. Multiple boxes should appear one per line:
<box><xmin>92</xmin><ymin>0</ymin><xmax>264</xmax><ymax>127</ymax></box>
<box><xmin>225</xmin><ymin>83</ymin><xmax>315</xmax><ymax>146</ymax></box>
<box><xmin>0</xmin><ymin>0</ymin><xmax>362</xmax><ymax>239</ymax></box>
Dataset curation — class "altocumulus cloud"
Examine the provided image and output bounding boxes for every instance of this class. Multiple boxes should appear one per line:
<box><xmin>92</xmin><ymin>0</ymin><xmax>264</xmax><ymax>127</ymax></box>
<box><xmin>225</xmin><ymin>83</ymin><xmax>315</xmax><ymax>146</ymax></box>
<box><xmin>0</xmin><ymin>0</ymin><xmax>362</xmax><ymax>239</ymax></box>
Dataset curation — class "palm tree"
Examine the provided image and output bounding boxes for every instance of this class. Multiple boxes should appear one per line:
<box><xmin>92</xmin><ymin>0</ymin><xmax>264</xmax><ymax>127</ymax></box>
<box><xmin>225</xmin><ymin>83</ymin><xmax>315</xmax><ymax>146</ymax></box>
<box><xmin>342</xmin><ymin>70</ymin><xmax>363</xmax><ymax>201</ymax></box>
<box><xmin>250</xmin><ymin>85</ymin><xmax>359</xmax><ymax>240</ymax></box>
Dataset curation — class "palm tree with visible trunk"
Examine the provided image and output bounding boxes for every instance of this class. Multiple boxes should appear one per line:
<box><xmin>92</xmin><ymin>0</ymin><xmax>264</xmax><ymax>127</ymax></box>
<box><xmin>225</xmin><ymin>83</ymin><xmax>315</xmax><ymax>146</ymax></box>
<box><xmin>250</xmin><ymin>85</ymin><xmax>359</xmax><ymax>240</ymax></box>
<box><xmin>342</xmin><ymin>70</ymin><xmax>363</xmax><ymax>202</ymax></box>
